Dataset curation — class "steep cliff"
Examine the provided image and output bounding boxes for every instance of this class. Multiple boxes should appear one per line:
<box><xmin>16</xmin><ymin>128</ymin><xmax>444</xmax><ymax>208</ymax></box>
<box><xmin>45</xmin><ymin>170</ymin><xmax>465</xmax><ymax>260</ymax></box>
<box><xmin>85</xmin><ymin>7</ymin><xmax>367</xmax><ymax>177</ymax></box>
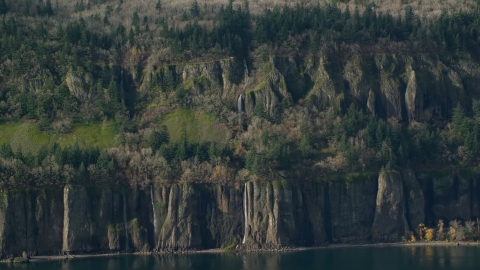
<box><xmin>0</xmin><ymin>168</ymin><xmax>477</xmax><ymax>257</ymax></box>
<box><xmin>243</xmin><ymin>181</ymin><xmax>325</xmax><ymax>248</ymax></box>
<box><xmin>132</xmin><ymin>51</ymin><xmax>480</xmax><ymax>123</ymax></box>
<box><xmin>3</xmin><ymin>50</ymin><xmax>480</xmax><ymax>257</ymax></box>
<box><xmin>327</xmin><ymin>177</ymin><xmax>378</xmax><ymax>243</ymax></box>
<box><xmin>371</xmin><ymin>171</ymin><xmax>409</xmax><ymax>242</ymax></box>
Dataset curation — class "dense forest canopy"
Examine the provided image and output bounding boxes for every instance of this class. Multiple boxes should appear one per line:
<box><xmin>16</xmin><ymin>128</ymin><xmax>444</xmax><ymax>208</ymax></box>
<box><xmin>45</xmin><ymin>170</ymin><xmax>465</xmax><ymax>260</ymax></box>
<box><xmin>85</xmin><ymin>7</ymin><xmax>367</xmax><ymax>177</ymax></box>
<box><xmin>0</xmin><ymin>0</ymin><xmax>479</xmax><ymax>188</ymax></box>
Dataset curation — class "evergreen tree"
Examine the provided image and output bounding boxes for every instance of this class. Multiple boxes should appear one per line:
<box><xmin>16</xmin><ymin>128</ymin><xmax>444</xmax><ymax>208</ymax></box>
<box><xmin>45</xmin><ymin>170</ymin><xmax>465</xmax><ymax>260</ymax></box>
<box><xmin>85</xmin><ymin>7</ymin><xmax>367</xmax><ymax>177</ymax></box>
<box><xmin>132</xmin><ymin>11</ymin><xmax>140</xmax><ymax>27</ymax></box>
<box><xmin>96</xmin><ymin>150</ymin><xmax>110</xmax><ymax>170</ymax></box>
<box><xmin>190</xmin><ymin>0</ymin><xmax>200</xmax><ymax>18</ymax></box>
<box><xmin>252</xmin><ymin>153</ymin><xmax>265</xmax><ymax>175</ymax></box>
<box><xmin>473</xmin><ymin>99</ymin><xmax>480</xmax><ymax>118</ymax></box>
<box><xmin>44</xmin><ymin>0</ymin><xmax>53</xmax><ymax>16</ymax></box>
<box><xmin>108</xmin><ymin>79</ymin><xmax>119</xmax><ymax>102</ymax></box>
<box><xmin>299</xmin><ymin>123</ymin><xmax>311</xmax><ymax>158</ymax></box>
<box><xmin>309</xmin><ymin>32</ymin><xmax>320</xmax><ymax>52</ymax></box>
<box><xmin>155</xmin><ymin>0</ymin><xmax>162</xmax><ymax>12</ymax></box>
<box><xmin>452</xmin><ymin>102</ymin><xmax>466</xmax><ymax>134</ymax></box>
<box><xmin>26</xmin><ymin>94</ymin><xmax>37</xmax><ymax>119</ymax></box>
<box><xmin>37</xmin><ymin>145</ymin><xmax>49</xmax><ymax>166</ymax></box>
<box><xmin>176</xmin><ymin>124</ymin><xmax>188</xmax><ymax>160</ymax></box>
<box><xmin>76</xmin><ymin>162</ymin><xmax>87</xmax><ymax>182</ymax></box>
<box><xmin>376</xmin><ymin>124</ymin><xmax>385</xmax><ymax>149</ymax></box>
<box><xmin>0</xmin><ymin>143</ymin><xmax>13</xmax><ymax>158</ymax></box>
<box><xmin>149</xmin><ymin>125</ymin><xmax>170</xmax><ymax>151</ymax></box>
<box><xmin>128</xmin><ymin>28</ymin><xmax>134</xmax><ymax>45</ymax></box>
<box><xmin>253</xmin><ymin>102</ymin><xmax>267</xmax><ymax>119</ymax></box>
<box><xmin>0</xmin><ymin>0</ymin><xmax>8</xmax><ymax>16</ymax></box>
<box><xmin>208</xmin><ymin>142</ymin><xmax>216</xmax><ymax>160</ymax></box>
<box><xmin>195</xmin><ymin>144</ymin><xmax>208</xmax><ymax>162</ymax></box>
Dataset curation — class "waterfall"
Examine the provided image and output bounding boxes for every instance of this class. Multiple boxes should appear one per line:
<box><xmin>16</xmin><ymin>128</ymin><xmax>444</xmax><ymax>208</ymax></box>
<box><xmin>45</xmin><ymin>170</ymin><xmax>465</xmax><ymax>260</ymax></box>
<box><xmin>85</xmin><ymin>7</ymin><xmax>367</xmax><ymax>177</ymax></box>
<box><xmin>238</xmin><ymin>94</ymin><xmax>243</xmax><ymax>114</ymax></box>
<box><xmin>242</xmin><ymin>183</ymin><xmax>247</xmax><ymax>244</ymax></box>
<box><xmin>243</xmin><ymin>59</ymin><xmax>249</xmax><ymax>89</ymax></box>
<box><xmin>243</xmin><ymin>59</ymin><xmax>249</xmax><ymax>76</ymax></box>
<box><xmin>123</xmin><ymin>192</ymin><xmax>129</xmax><ymax>253</ymax></box>
<box><xmin>150</xmin><ymin>185</ymin><xmax>158</xmax><ymax>251</ymax></box>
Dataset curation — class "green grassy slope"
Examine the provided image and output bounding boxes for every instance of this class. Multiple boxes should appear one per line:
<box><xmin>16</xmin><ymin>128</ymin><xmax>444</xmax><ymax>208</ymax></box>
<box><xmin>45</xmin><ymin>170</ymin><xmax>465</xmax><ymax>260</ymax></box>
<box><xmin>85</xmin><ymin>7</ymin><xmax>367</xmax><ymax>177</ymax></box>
<box><xmin>161</xmin><ymin>109</ymin><xmax>229</xmax><ymax>144</ymax></box>
<box><xmin>0</xmin><ymin>121</ymin><xmax>116</xmax><ymax>153</ymax></box>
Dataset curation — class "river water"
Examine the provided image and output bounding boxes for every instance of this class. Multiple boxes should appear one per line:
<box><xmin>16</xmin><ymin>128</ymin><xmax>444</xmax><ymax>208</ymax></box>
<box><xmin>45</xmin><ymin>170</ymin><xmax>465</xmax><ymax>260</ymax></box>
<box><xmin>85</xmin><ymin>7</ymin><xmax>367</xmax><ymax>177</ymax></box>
<box><xmin>1</xmin><ymin>245</ymin><xmax>480</xmax><ymax>270</ymax></box>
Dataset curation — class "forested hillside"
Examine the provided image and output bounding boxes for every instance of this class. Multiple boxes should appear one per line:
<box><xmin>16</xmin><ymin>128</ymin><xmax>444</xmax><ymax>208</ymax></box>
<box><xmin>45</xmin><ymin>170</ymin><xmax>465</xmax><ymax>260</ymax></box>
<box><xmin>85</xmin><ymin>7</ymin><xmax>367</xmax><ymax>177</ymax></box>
<box><xmin>2</xmin><ymin>0</ymin><xmax>480</xmax><ymax>257</ymax></box>
<box><xmin>0</xmin><ymin>0</ymin><xmax>478</xmax><ymax>188</ymax></box>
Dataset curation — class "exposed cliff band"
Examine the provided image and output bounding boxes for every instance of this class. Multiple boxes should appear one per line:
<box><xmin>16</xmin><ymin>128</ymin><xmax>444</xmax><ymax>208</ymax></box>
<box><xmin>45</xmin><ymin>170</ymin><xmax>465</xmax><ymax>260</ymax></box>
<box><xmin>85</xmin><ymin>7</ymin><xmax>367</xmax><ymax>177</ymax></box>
<box><xmin>0</xmin><ymin>169</ymin><xmax>478</xmax><ymax>258</ymax></box>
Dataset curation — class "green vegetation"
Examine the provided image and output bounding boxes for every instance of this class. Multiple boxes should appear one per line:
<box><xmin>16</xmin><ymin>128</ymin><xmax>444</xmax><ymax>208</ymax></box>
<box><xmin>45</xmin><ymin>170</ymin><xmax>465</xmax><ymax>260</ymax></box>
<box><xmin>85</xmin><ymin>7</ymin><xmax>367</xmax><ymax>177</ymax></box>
<box><xmin>0</xmin><ymin>0</ymin><xmax>479</xmax><ymax>189</ymax></box>
<box><xmin>161</xmin><ymin>109</ymin><xmax>228</xmax><ymax>144</ymax></box>
<box><xmin>0</xmin><ymin>121</ymin><xmax>115</xmax><ymax>153</ymax></box>
<box><xmin>0</xmin><ymin>122</ymin><xmax>51</xmax><ymax>153</ymax></box>
<box><xmin>327</xmin><ymin>171</ymin><xmax>378</xmax><ymax>184</ymax></box>
<box><xmin>60</xmin><ymin>122</ymin><xmax>116</xmax><ymax>149</ymax></box>
<box><xmin>223</xmin><ymin>242</ymin><xmax>237</xmax><ymax>250</ymax></box>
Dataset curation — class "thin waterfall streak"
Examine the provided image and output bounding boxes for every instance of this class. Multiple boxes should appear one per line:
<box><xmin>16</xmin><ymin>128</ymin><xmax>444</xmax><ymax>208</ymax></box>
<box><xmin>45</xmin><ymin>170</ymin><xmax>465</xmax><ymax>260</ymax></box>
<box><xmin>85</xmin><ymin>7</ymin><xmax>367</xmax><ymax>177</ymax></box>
<box><xmin>242</xmin><ymin>183</ymin><xmax>247</xmax><ymax>244</ymax></box>
<box><xmin>243</xmin><ymin>59</ymin><xmax>249</xmax><ymax>89</ymax></box>
<box><xmin>243</xmin><ymin>59</ymin><xmax>249</xmax><ymax>76</ymax></box>
<box><xmin>150</xmin><ymin>185</ymin><xmax>158</xmax><ymax>250</ymax></box>
<box><xmin>238</xmin><ymin>94</ymin><xmax>243</xmax><ymax>114</ymax></box>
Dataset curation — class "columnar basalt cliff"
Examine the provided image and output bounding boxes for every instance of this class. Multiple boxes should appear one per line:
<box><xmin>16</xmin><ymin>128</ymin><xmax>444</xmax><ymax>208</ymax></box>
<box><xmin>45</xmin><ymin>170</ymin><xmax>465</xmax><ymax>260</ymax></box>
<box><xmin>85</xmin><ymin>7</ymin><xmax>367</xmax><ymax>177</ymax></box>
<box><xmin>0</xmin><ymin>169</ymin><xmax>479</xmax><ymax>257</ymax></box>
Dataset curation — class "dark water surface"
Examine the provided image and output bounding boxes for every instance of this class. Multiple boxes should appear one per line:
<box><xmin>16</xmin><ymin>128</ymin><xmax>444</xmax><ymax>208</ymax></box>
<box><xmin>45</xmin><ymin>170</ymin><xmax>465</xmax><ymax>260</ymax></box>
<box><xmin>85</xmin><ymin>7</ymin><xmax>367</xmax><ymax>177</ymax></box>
<box><xmin>2</xmin><ymin>246</ymin><xmax>480</xmax><ymax>270</ymax></box>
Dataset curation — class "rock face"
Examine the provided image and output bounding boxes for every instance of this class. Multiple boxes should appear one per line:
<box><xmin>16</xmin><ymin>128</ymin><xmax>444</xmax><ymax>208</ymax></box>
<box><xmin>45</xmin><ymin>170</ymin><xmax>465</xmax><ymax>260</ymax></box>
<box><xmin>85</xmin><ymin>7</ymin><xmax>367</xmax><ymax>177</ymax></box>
<box><xmin>62</xmin><ymin>186</ymin><xmax>126</xmax><ymax>253</ymax></box>
<box><xmin>131</xmin><ymin>51</ymin><xmax>480</xmax><ymax>124</ymax></box>
<box><xmin>0</xmin><ymin>169</ymin><xmax>478</xmax><ymax>257</ymax></box>
<box><xmin>372</xmin><ymin>171</ymin><xmax>409</xmax><ymax>242</ymax></box>
<box><xmin>327</xmin><ymin>177</ymin><xmax>378</xmax><ymax>243</ymax></box>
<box><xmin>0</xmin><ymin>189</ymin><xmax>64</xmax><ymax>258</ymax></box>
<box><xmin>402</xmin><ymin>169</ymin><xmax>425</xmax><ymax>231</ymax></box>
<box><xmin>244</xmin><ymin>181</ymin><xmax>325</xmax><ymax>248</ymax></box>
<box><xmin>425</xmin><ymin>170</ymin><xmax>480</xmax><ymax>221</ymax></box>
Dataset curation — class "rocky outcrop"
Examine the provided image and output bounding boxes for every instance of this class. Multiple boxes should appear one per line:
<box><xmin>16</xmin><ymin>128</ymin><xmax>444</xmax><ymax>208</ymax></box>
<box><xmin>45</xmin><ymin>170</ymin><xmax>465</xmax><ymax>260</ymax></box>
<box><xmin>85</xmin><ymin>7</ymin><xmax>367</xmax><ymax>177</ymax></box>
<box><xmin>243</xmin><ymin>60</ymin><xmax>289</xmax><ymax>117</ymax></box>
<box><xmin>0</xmin><ymin>169</ymin><xmax>479</xmax><ymax>257</ymax></box>
<box><xmin>243</xmin><ymin>181</ymin><xmax>325</xmax><ymax>248</ymax></box>
<box><xmin>402</xmin><ymin>169</ymin><xmax>425</xmax><ymax>231</ymax></box>
<box><xmin>372</xmin><ymin>170</ymin><xmax>409</xmax><ymax>242</ymax></box>
<box><xmin>139</xmin><ymin>57</ymin><xmax>243</xmax><ymax>102</ymax></box>
<box><xmin>157</xmin><ymin>184</ymin><xmax>203</xmax><ymax>250</ymax></box>
<box><xmin>307</xmin><ymin>56</ymin><xmax>339</xmax><ymax>108</ymax></box>
<box><xmin>65</xmin><ymin>69</ymin><xmax>94</xmax><ymax>103</ymax></box>
<box><xmin>62</xmin><ymin>186</ymin><xmax>127</xmax><ymax>253</ymax></box>
<box><xmin>132</xmin><ymin>51</ymin><xmax>480</xmax><ymax>124</ymax></box>
<box><xmin>0</xmin><ymin>189</ymin><xmax>64</xmax><ymax>258</ymax></box>
<box><xmin>343</xmin><ymin>56</ymin><xmax>373</xmax><ymax>106</ymax></box>
<box><xmin>327</xmin><ymin>177</ymin><xmax>377</xmax><ymax>243</ymax></box>
<box><xmin>427</xmin><ymin>170</ymin><xmax>479</xmax><ymax>221</ymax></box>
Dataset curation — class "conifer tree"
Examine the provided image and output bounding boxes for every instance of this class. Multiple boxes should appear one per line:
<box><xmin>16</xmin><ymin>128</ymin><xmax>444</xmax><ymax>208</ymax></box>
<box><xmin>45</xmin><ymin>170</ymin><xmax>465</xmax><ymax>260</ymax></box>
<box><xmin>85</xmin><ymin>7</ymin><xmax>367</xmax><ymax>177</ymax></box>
<box><xmin>0</xmin><ymin>0</ymin><xmax>8</xmax><ymax>16</ymax></box>
<box><xmin>190</xmin><ymin>0</ymin><xmax>200</xmax><ymax>18</ymax></box>
<box><xmin>132</xmin><ymin>11</ymin><xmax>140</xmax><ymax>27</ymax></box>
<box><xmin>128</xmin><ymin>28</ymin><xmax>134</xmax><ymax>45</ymax></box>
<box><xmin>150</xmin><ymin>125</ymin><xmax>170</xmax><ymax>151</ymax></box>
<box><xmin>76</xmin><ymin>162</ymin><xmax>87</xmax><ymax>182</ymax></box>
<box><xmin>44</xmin><ymin>0</ymin><xmax>53</xmax><ymax>16</ymax></box>
<box><xmin>176</xmin><ymin>124</ymin><xmax>188</xmax><ymax>160</ymax></box>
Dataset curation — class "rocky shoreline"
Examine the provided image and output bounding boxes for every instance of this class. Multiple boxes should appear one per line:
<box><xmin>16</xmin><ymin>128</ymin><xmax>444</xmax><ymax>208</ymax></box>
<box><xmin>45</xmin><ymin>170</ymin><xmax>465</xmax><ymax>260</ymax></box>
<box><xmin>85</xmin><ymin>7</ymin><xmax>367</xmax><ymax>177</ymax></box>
<box><xmin>4</xmin><ymin>241</ymin><xmax>480</xmax><ymax>264</ymax></box>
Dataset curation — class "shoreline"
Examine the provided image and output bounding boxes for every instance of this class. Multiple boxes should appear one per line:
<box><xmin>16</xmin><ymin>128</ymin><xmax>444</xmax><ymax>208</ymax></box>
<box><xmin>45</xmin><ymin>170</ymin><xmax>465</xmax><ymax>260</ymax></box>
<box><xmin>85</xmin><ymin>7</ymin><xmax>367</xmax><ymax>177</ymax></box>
<box><xmin>7</xmin><ymin>241</ymin><xmax>480</xmax><ymax>263</ymax></box>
